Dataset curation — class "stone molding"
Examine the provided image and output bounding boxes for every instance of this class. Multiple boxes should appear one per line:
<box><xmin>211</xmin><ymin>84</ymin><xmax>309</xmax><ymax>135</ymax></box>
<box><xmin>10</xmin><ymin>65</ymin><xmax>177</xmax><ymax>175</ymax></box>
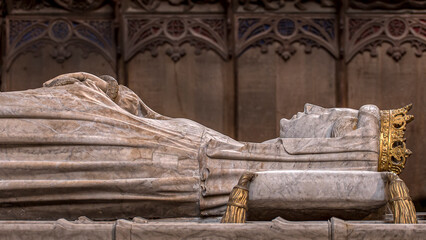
<box><xmin>235</xmin><ymin>15</ymin><xmax>338</xmax><ymax>61</ymax></box>
<box><xmin>345</xmin><ymin>16</ymin><xmax>426</xmax><ymax>62</ymax></box>
<box><xmin>5</xmin><ymin>17</ymin><xmax>116</xmax><ymax>70</ymax></box>
<box><xmin>123</xmin><ymin>15</ymin><xmax>228</xmax><ymax>62</ymax></box>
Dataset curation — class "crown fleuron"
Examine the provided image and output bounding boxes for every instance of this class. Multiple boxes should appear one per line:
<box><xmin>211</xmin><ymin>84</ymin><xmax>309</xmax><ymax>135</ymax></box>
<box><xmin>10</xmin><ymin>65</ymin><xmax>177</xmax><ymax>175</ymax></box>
<box><xmin>378</xmin><ymin>104</ymin><xmax>414</xmax><ymax>174</ymax></box>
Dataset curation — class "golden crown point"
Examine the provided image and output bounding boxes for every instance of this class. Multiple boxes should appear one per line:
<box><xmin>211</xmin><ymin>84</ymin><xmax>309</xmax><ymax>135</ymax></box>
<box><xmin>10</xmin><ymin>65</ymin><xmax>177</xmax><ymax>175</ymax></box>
<box><xmin>378</xmin><ymin>104</ymin><xmax>414</xmax><ymax>175</ymax></box>
<box><xmin>404</xmin><ymin>103</ymin><xmax>412</xmax><ymax>111</ymax></box>
<box><xmin>406</xmin><ymin>115</ymin><xmax>414</xmax><ymax>123</ymax></box>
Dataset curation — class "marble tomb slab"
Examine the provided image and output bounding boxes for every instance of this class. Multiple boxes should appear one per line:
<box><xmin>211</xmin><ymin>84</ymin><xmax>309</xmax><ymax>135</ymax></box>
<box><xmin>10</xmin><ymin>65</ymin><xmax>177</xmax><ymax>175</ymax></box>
<box><xmin>0</xmin><ymin>217</ymin><xmax>424</xmax><ymax>240</ymax></box>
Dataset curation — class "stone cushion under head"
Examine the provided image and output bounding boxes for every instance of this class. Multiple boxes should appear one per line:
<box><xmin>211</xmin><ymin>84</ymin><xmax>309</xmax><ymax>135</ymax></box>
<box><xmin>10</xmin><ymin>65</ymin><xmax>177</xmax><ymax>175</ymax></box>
<box><xmin>248</xmin><ymin>170</ymin><xmax>390</xmax><ymax>221</ymax></box>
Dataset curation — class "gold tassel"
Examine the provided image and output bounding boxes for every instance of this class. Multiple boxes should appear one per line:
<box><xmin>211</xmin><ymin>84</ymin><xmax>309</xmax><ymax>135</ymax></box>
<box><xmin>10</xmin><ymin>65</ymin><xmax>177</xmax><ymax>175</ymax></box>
<box><xmin>221</xmin><ymin>172</ymin><xmax>256</xmax><ymax>223</ymax></box>
<box><xmin>387</xmin><ymin>173</ymin><xmax>417</xmax><ymax>224</ymax></box>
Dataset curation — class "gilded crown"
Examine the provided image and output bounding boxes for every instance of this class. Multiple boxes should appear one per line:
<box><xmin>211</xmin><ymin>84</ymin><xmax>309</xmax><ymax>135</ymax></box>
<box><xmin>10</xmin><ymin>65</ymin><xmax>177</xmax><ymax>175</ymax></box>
<box><xmin>378</xmin><ymin>104</ymin><xmax>414</xmax><ymax>174</ymax></box>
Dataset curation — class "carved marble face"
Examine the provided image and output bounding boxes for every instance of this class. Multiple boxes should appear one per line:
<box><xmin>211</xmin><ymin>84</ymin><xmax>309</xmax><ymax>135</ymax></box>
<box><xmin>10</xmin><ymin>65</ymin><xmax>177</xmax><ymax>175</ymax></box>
<box><xmin>280</xmin><ymin>103</ymin><xmax>358</xmax><ymax>138</ymax></box>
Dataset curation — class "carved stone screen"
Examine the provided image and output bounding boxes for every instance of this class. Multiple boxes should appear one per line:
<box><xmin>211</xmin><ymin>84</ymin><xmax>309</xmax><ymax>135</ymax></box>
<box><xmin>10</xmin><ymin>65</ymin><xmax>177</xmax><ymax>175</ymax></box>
<box><xmin>0</xmin><ymin>0</ymin><xmax>425</xmax><ymax>210</ymax></box>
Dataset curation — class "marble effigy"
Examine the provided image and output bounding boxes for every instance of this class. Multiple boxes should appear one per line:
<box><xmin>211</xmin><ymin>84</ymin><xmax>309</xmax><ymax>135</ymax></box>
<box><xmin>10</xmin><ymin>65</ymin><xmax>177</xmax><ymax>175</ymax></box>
<box><xmin>0</xmin><ymin>72</ymin><xmax>415</xmax><ymax>223</ymax></box>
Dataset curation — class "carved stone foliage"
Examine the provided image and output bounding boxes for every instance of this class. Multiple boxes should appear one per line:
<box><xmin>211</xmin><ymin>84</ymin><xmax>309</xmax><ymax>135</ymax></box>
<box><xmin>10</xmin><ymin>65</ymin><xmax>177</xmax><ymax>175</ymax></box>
<box><xmin>132</xmin><ymin>0</ymin><xmax>222</xmax><ymax>12</ymax></box>
<box><xmin>5</xmin><ymin>18</ymin><xmax>116</xmax><ymax>69</ymax></box>
<box><xmin>236</xmin><ymin>16</ymin><xmax>338</xmax><ymax>61</ymax></box>
<box><xmin>52</xmin><ymin>0</ymin><xmax>108</xmax><ymax>11</ymax></box>
<box><xmin>350</xmin><ymin>0</ymin><xmax>426</xmax><ymax>10</ymax></box>
<box><xmin>238</xmin><ymin>0</ymin><xmax>334</xmax><ymax>11</ymax></box>
<box><xmin>7</xmin><ymin>0</ymin><xmax>47</xmax><ymax>10</ymax></box>
<box><xmin>8</xmin><ymin>0</ymin><xmax>109</xmax><ymax>12</ymax></box>
<box><xmin>345</xmin><ymin>17</ymin><xmax>426</xmax><ymax>62</ymax></box>
<box><xmin>123</xmin><ymin>16</ymin><xmax>228</xmax><ymax>62</ymax></box>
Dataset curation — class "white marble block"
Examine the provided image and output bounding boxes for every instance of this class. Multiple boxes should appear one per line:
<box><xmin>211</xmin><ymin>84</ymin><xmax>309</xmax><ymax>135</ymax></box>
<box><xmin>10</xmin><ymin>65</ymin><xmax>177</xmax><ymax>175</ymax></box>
<box><xmin>248</xmin><ymin>171</ymin><xmax>390</xmax><ymax>220</ymax></box>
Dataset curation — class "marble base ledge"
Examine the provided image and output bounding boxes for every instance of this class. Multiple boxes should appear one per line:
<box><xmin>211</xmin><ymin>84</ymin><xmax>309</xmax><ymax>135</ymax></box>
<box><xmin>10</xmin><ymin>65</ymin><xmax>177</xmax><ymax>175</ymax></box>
<box><xmin>0</xmin><ymin>217</ymin><xmax>425</xmax><ymax>240</ymax></box>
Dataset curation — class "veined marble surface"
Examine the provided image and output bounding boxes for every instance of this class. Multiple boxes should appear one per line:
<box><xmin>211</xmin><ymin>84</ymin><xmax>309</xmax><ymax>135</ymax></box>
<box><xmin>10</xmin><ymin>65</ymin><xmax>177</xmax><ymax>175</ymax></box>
<box><xmin>0</xmin><ymin>217</ymin><xmax>424</xmax><ymax>240</ymax></box>
<box><xmin>248</xmin><ymin>171</ymin><xmax>390</xmax><ymax>220</ymax></box>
